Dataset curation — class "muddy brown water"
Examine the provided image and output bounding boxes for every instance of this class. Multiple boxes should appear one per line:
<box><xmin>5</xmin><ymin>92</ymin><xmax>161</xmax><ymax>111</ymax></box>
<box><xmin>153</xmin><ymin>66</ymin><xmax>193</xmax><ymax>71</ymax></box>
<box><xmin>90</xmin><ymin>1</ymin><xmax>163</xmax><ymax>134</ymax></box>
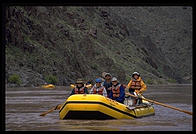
<box><xmin>5</xmin><ymin>84</ymin><xmax>192</xmax><ymax>131</ymax></box>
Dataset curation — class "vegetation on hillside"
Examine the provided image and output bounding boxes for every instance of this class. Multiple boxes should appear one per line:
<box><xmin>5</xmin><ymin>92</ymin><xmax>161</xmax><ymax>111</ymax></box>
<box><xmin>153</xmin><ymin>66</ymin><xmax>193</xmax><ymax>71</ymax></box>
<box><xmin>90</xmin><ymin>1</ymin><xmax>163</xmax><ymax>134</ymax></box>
<box><xmin>5</xmin><ymin>6</ymin><xmax>192</xmax><ymax>87</ymax></box>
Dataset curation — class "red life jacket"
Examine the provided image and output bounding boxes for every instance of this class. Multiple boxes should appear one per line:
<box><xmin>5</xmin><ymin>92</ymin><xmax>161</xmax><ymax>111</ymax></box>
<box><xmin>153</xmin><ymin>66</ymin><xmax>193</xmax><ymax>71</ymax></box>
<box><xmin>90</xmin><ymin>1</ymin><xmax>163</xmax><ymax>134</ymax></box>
<box><xmin>92</xmin><ymin>86</ymin><xmax>104</xmax><ymax>95</ymax></box>
<box><xmin>74</xmin><ymin>87</ymin><xmax>85</xmax><ymax>94</ymax></box>
<box><xmin>112</xmin><ymin>84</ymin><xmax>121</xmax><ymax>98</ymax></box>
<box><xmin>130</xmin><ymin>79</ymin><xmax>141</xmax><ymax>90</ymax></box>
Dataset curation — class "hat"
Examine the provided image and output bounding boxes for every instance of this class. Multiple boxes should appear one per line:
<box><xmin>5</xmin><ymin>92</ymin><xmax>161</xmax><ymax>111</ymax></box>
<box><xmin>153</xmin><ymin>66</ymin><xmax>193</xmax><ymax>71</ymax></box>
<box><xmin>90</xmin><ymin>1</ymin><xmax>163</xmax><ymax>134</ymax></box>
<box><xmin>104</xmin><ymin>73</ymin><xmax>112</xmax><ymax>77</ymax></box>
<box><xmin>111</xmin><ymin>77</ymin><xmax>118</xmax><ymax>82</ymax></box>
<box><xmin>132</xmin><ymin>72</ymin><xmax>140</xmax><ymax>77</ymax></box>
<box><xmin>95</xmin><ymin>78</ymin><xmax>102</xmax><ymax>83</ymax></box>
<box><xmin>76</xmin><ymin>78</ymin><xmax>84</xmax><ymax>84</ymax></box>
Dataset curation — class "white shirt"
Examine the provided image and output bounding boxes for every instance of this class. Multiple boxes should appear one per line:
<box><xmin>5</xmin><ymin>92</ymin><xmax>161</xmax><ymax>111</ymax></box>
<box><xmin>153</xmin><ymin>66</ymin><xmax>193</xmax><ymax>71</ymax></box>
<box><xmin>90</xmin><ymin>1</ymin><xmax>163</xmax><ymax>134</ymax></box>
<box><xmin>90</xmin><ymin>84</ymin><xmax>107</xmax><ymax>97</ymax></box>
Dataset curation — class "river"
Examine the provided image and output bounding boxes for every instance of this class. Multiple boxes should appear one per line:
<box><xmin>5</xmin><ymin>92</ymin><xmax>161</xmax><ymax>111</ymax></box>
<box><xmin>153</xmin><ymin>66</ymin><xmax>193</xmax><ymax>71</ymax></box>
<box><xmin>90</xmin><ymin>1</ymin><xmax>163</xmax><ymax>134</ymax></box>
<box><xmin>5</xmin><ymin>84</ymin><xmax>192</xmax><ymax>131</ymax></box>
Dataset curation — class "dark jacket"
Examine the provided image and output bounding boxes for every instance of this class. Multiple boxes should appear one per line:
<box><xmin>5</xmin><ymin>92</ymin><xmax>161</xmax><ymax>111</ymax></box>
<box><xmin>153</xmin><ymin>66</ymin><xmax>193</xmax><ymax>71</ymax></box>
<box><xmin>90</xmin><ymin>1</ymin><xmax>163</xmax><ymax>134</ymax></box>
<box><xmin>108</xmin><ymin>84</ymin><xmax>125</xmax><ymax>104</ymax></box>
<box><xmin>102</xmin><ymin>81</ymin><xmax>112</xmax><ymax>96</ymax></box>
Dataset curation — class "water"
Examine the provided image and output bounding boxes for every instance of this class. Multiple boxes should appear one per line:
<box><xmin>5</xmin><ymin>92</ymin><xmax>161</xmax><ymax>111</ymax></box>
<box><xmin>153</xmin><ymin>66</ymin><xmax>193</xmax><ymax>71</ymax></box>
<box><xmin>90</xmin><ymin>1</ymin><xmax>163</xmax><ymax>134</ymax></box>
<box><xmin>5</xmin><ymin>84</ymin><xmax>192</xmax><ymax>131</ymax></box>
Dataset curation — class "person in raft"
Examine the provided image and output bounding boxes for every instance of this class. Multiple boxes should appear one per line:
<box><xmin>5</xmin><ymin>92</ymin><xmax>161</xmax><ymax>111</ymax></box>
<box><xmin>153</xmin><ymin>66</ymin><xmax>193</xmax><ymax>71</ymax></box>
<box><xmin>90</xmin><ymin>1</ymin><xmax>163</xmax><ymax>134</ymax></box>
<box><xmin>125</xmin><ymin>72</ymin><xmax>147</xmax><ymax>106</ymax></box>
<box><xmin>70</xmin><ymin>78</ymin><xmax>89</xmax><ymax>95</ymax></box>
<box><xmin>102</xmin><ymin>73</ymin><xmax>113</xmax><ymax>97</ymax></box>
<box><xmin>109</xmin><ymin>77</ymin><xmax>125</xmax><ymax>104</ymax></box>
<box><xmin>90</xmin><ymin>78</ymin><xmax>107</xmax><ymax>97</ymax></box>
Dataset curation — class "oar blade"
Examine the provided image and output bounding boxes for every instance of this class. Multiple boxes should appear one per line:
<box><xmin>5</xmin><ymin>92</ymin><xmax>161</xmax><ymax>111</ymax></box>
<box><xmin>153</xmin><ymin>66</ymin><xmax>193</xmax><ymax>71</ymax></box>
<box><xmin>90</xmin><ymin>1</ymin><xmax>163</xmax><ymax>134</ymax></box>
<box><xmin>40</xmin><ymin>107</ymin><xmax>55</xmax><ymax>116</ymax></box>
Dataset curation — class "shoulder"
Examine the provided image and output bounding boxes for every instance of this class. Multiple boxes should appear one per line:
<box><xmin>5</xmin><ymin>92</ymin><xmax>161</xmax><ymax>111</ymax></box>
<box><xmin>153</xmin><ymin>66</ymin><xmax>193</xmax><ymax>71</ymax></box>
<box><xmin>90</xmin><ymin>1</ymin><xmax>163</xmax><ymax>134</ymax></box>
<box><xmin>102</xmin><ymin>86</ymin><xmax>106</xmax><ymax>89</ymax></box>
<box><xmin>138</xmin><ymin>77</ymin><xmax>142</xmax><ymax>81</ymax></box>
<box><xmin>120</xmin><ymin>85</ymin><xmax>125</xmax><ymax>89</ymax></box>
<box><xmin>92</xmin><ymin>84</ymin><xmax>96</xmax><ymax>88</ymax></box>
<box><xmin>102</xmin><ymin>81</ymin><xmax>106</xmax><ymax>85</ymax></box>
<box><xmin>128</xmin><ymin>79</ymin><xmax>133</xmax><ymax>84</ymax></box>
<box><xmin>139</xmin><ymin>77</ymin><xmax>145</xmax><ymax>82</ymax></box>
<box><xmin>121</xmin><ymin>84</ymin><xmax>126</xmax><ymax>88</ymax></box>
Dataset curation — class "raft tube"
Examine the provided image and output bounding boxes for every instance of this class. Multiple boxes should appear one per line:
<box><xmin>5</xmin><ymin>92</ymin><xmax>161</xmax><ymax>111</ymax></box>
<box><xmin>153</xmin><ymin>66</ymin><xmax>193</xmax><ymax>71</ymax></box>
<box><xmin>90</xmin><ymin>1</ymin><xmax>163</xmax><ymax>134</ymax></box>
<box><xmin>59</xmin><ymin>94</ymin><xmax>155</xmax><ymax>120</ymax></box>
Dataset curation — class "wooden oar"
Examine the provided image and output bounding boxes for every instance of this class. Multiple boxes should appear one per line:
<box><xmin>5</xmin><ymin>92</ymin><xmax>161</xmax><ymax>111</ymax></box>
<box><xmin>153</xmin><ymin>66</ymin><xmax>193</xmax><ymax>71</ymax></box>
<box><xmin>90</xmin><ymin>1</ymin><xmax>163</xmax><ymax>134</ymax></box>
<box><xmin>126</xmin><ymin>93</ymin><xmax>192</xmax><ymax>115</ymax></box>
<box><xmin>40</xmin><ymin>104</ymin><xmax>62</xmax><ymax>116</ymax></box>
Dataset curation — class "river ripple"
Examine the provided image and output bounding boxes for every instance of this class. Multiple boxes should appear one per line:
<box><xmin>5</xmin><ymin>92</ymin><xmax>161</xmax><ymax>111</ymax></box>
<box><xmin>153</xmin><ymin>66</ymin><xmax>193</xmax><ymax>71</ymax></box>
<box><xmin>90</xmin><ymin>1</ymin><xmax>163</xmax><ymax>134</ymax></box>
<box><xmin>5</xmin><ymin>84</ymin><xmax>192</xmax><ymax>131</ymax></box>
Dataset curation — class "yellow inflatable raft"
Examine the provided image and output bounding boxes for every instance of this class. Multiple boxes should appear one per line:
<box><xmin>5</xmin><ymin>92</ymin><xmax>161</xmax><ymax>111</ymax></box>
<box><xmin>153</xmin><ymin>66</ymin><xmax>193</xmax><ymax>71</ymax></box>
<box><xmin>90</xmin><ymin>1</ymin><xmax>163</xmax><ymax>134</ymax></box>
<box><xmin>41</xmin><ymin>84</ymin><xmax>55</xmax><ymax>89</ymax></box>
<box><xmin>59</xmin><ymin>94</ymin><xmax>155</xmax><ymax>120</ymax></box>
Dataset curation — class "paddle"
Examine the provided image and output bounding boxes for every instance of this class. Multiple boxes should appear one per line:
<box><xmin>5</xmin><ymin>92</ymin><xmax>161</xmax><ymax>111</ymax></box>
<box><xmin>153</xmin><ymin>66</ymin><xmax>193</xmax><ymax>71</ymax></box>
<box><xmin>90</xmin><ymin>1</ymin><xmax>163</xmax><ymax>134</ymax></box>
<box><xmin>40</xmin><ymin>104</ymin><xmax>62</xmax><ymax>116</ymax></box>
<box><xmin>70</xmin><ymin>83</ymin><xmax>92</xmax><ymax>89</ymax></box>
<box><xmin>126</xmin><ymin>93</ymin><xmax>192</xmax><ymax>115</ymax></box>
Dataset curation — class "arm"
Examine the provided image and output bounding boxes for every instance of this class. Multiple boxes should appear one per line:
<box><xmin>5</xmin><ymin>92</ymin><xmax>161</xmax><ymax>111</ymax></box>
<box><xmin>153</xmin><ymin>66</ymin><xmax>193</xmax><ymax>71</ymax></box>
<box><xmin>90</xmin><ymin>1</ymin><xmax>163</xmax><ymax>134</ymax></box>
<box><xmin>140</xmin><ymin>80</ymin><xmax>147</xmax><ymax>92</ymax></box>
<box><xmin>103</xmin><ymin>87</ymin><xmax>107</xmax><ymax>97</ymax></box>
<box><xmin>70</xmin><ymin>89</ymin><xmax>75</xmax><ymax>96</ymax></box>
<box><xmin>89</xmin><ymin>88</ymin><xmax>93</xmax><ymax>94</ymax></box>
<box><xmin>135</xmin><ymin>79</ymin><xmax>147</xmax><ymax>94</ymax></box>
<box><xmin>89</xmin><ymin>85</ymin><xmax>95</xmax><ymax>94</ymax></box>
<box><xmin>108</xmin><ymin>90</ymin><xmax>113</xmax><ymax>99</ymax></box>
<box><xmin>125</xmin><ymin>80</ymin><xmax>132</xmax><ymax>93</ymax></box>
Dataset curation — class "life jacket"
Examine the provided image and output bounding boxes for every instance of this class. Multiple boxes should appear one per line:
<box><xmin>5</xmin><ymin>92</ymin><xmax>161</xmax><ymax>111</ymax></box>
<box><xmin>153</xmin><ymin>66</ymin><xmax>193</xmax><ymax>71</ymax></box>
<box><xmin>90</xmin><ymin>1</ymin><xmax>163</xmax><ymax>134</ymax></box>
<box><xmin>111</xmin><ymin>84</ymin><xmax>121</xmax><ymax>98</ymax></box>
<box><xmin>130</xmin><ymin>78</ymin><xmax>141</xmax><ymax>90</ymax></box>
<box><xmin>74</xmin><ymin>87</ymin><xmax>85</xmax><ymax>94</ymax></box>
<box><xmin>92</xmin><ymin>86</ymin><xmax>104</xmax><ymax>95</ymax></box>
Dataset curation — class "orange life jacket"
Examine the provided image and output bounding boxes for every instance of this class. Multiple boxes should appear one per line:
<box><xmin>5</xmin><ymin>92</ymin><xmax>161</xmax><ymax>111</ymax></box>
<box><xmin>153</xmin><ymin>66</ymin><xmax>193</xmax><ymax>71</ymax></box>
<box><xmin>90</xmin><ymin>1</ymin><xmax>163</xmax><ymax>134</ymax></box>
<box><xmin>74</xmin><ymin>87</ymin><xmax>85</xmax><ymax>94</ymax></box>
<box><xmin>130</xmin><ymin>79</ymin><xmax>141</xmax><ymax>90</ymax></box>
<box><xmin>112</xmin><ymin>84</ymin><xmax>121</xmax><ymax>98</ymax></box>
<box><xmin>92</xmin><ymin>86</ymin><xmax>104</xmax><ymax>95</ymax></box>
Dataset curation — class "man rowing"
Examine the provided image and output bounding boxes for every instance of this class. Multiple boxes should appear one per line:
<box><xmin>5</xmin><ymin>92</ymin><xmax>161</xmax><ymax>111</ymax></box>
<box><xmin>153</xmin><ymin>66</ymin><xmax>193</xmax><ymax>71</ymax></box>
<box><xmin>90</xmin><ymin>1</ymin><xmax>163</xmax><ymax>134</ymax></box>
<box><xmin>125</xmin><ymin>72</ymin><xmax>147</xmax><ymax>106</ymax></box>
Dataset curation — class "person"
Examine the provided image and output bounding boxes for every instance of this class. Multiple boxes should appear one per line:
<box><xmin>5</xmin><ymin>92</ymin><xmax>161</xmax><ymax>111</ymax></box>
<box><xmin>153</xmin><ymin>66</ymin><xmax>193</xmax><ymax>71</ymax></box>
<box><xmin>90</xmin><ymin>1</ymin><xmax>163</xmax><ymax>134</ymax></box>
<box><xmin>125</xmin><ymin>72</ymin><xmax>147</xmax><ymax>105</ymax></box>
<box><xmin>90</xmin><ymin>78</ymin><xmax>107</xmax><ymax>97</ymax></box>
<box><xmin>109</xmin><ymin>77</ymin><xmax>125</xmax><ymax>104</ymax></box>
<box><xmin>101</xmin><ymin>72</ymin><xmax>107</xmax><ymax>82</ymax></box>
<box><xmin>102</xmin><ymin>73</ymin><xmax>113</xmax><ymax>97</ymax></box>
<box><xmin>70</xmin><ymin>78</ymin><xmax>89</xmax><ymax>96</ymax></box>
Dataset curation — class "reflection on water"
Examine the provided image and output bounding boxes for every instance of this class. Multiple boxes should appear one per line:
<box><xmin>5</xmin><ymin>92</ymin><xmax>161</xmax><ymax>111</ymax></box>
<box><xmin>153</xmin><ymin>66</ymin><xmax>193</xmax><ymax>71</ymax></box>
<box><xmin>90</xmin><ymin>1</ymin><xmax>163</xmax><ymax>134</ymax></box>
<box><xmin>5</xmin><ymin>84</ymin><xmax>192</xmax><ymax>131</ymax></box>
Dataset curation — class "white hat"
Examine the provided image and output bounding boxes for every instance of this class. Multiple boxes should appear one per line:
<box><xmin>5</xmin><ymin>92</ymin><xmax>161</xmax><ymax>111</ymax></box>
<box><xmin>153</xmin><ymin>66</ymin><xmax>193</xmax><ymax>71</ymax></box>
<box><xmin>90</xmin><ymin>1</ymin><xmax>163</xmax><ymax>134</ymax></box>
<box><xmin>111</xmin><ymin>77</ymin><xmax>118</xmax><ymax>82</ymax></box>
<box><xmin>104</xmin><ymin>73</ymin><xmax>112</xmax><ymax>77</ymax></box>
<box><xmin>132</xmin><ymin>72</ymin><xmax>140</xmax><ymax>77</ymax></box>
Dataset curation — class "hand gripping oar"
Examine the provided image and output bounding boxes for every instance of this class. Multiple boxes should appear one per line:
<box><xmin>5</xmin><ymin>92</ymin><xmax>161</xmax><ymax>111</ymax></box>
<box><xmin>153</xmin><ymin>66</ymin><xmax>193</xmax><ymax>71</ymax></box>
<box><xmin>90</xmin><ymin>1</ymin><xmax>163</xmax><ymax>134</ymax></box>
<box><xmin>126</xmin><ymin>93</ymin><xmax>192</xmax><ymax>115</ymax></box>
<box><xmin>40</xmin><ymin>104</ymin><xmax>62</xmax><ymax>116</ymax></box>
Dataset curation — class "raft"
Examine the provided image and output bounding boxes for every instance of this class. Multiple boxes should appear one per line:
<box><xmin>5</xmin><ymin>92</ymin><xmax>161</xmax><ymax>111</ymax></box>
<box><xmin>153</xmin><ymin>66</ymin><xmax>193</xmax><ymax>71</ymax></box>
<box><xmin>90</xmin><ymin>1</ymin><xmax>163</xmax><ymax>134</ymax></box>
<box><xmin>59</xmin><ymin>94</ymin><xmax>155</xmax><ymax>120</ymax></box>
<box><xmin>41</xmin><ymin>84</ymin><xmax>55</xmax><ymax>89</ymax></box>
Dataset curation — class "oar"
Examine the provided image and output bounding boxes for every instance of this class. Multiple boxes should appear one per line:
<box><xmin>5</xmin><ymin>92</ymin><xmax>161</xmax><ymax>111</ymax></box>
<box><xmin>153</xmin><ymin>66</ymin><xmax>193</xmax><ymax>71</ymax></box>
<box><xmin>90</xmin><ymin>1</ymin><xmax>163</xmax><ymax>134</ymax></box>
<box><xmin>126</xmin><ymin>93</ymin><xmax>192</xmax><ymax>115</ymax></box>
<box><xmin>70</xmin><ymin>83</ymin><xmax>92</xmax><ymax>89</ymax></box>
<box><xmin>40</xmin><ymin>104</ymin><xmax>62</xmax><ymax>116</ymax></box>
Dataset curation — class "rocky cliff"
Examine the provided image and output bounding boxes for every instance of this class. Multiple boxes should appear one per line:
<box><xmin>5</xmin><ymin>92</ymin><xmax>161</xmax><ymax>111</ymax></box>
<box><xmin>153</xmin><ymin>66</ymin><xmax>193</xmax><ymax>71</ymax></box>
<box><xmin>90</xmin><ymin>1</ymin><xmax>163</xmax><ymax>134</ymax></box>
<box><xmin>5</xmin><ymin>6</ymin><xmax>192</xmax><ymax>87</ymax></box>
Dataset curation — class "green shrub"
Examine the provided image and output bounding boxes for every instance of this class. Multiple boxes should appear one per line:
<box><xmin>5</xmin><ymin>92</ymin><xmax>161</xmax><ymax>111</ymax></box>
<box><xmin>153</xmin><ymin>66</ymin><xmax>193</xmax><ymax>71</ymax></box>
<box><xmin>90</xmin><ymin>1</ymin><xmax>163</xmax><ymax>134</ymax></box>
<box><xmin>8</xmin><ymin>74</ymin><xmax>22</xmax><ymax>85</ymax></box>
<box><xmin>45</xmin><ymin>74</ymin><xmax>58</xmax><ymax>84</ymax></box>
<box><xmin>167</xmin><ymin>78</ymin><xmax>177</xmax><ymax>83</ymax></box>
